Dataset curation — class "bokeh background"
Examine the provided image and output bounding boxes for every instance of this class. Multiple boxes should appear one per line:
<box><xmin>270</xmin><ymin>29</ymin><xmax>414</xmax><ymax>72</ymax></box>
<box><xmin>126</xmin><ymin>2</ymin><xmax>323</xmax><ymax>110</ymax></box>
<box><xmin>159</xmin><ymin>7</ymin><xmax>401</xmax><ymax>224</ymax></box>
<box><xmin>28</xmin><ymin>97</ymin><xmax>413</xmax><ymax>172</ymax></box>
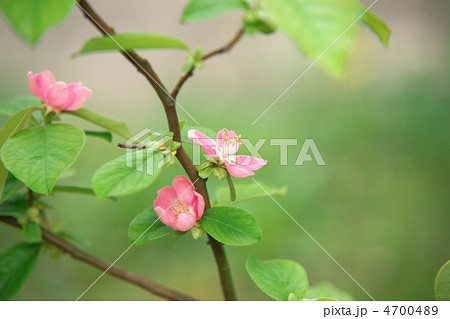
<box><xmin>0</xmin><ymin>0</ymin><xmax>449</xmax><ymax>300</ymax></box>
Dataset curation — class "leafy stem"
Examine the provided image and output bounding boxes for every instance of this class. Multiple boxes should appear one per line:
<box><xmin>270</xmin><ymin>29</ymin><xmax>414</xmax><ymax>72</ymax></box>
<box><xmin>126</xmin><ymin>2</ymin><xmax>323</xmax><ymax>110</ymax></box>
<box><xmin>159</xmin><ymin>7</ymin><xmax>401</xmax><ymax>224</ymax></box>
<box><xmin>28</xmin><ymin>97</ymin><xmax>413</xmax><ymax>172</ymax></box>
<box><xmin>171</xmin><ymin>28</ymin><xmax>245</xmax><ymax>99</ymax></box>
<box><xmin>76</xmin><ymin>0</ymin><xmax>240</xmax><ymax>300</ymax></box>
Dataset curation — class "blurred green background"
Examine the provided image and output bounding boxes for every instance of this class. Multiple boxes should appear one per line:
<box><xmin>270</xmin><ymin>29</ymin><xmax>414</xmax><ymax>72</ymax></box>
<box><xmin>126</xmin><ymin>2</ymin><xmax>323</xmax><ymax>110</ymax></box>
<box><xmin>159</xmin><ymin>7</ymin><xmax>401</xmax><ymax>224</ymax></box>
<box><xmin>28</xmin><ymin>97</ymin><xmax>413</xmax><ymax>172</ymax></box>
<box><xmin>0</xmin><ymin>0</ymin><xmax>449</xmax><ymax>300</ymax></box>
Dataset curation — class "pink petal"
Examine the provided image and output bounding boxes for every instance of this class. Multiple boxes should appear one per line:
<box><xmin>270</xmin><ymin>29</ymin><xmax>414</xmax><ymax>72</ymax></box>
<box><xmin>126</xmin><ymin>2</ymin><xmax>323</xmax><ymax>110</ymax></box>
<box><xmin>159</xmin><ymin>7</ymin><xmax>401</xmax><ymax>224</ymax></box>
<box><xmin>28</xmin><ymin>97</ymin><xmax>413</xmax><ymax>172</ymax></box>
<box><xmin>172</xmin><ymin>175</ymin><xmax>194</xmax><ymax>204</ymax></box>
<box><xmin>65</xmin><ymin>84</ymin><xmax>92</xmax><ymax>111</ymax></box>
<box><xmin>154</xmin><ymin>206</ymin><xmax>177</xmax><ymax>229</ymax></box>
<box><xmin>68</xmin><ymin>82</ymin><xmax>82</xmax><ymax>90</ymax></box>
<box><xmin>188</xmin><ymin>129</ymin><xmax>217</xmax><ymax>156</ymax></box>
<box><xmin>192</xmin><ymin>191</ymin><xmax>205</xmax><ymax>220</ymax></box>
<box><xmin>174</xmin><ymin>213</ymin><xmax>196</xmax><ymax>231</ymax></box>
<box><xmin>216</xmin><ymin>129</ymin><xmax>240</xmax><ymax>157</ymax></box>
<box><xmin>46</xmin><ymin>82</ymin><xmax>75</xmax><ymax>110</ymax></box>
<box><xmin>224</xmin><ymin>160</ymin><xmax>254</xmax><ymax>178</ymax></box>
<box><xmin>34</xmin><ymin>71</ymin><xmax>55</xmax><ymax>100</ymax></box>
<box><xmin>27</xmin><ymin>72</ymin><xmax>41</xmax><ymax>99</ymax></box>
<box><xmin>216</xmin><ymin>129</ymin><xmax>238</xmax><ymax>148</ymax></box>
<box><xmin>154</xmin><ymin>186</ymin><xmax>178</xmax><ymax>211</ymax></box>
<box><xmin>235</xmin><ymin>155</ymin><xmax>267</xmax><ymax>171</ymax></box>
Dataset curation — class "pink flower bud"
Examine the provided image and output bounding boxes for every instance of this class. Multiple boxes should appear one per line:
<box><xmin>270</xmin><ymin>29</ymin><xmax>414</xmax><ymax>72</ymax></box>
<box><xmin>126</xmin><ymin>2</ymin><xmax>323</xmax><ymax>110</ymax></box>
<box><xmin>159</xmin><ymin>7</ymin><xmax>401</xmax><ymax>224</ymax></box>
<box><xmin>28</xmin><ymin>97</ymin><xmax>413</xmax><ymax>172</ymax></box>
<box><xmin>27</xmin><ymin>71</ymin><xmax>92</xmax><ymax>112</ymax></box>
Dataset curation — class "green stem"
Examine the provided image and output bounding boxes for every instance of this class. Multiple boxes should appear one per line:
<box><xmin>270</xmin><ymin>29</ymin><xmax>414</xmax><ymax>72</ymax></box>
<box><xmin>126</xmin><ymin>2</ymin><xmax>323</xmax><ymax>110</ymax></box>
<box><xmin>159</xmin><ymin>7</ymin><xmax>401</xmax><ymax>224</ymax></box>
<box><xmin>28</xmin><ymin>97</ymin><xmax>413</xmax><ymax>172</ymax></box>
<box><xmin>226</xmin><ymin>174</ymin><xmax>236</xmax><ymax>202</ymax></box>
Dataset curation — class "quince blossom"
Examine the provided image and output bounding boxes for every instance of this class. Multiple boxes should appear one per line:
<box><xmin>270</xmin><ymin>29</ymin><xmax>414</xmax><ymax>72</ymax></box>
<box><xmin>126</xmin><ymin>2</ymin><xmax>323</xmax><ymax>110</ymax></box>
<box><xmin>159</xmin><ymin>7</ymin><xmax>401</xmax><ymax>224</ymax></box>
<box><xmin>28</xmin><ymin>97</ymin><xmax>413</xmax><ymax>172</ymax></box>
<box><xmin>188</xmin><ymin>128</ymin><xmax>267</xmax><ymax>178</ymax></box>
<box><xmin>27</xmin><ymin>70</ymin><xmax>92</xmax><ymax>112</ymax></box>
<box><xmin>154</xmin><ymin>176</ymin><xmax>205</xmax><ymax>231</ymax></box>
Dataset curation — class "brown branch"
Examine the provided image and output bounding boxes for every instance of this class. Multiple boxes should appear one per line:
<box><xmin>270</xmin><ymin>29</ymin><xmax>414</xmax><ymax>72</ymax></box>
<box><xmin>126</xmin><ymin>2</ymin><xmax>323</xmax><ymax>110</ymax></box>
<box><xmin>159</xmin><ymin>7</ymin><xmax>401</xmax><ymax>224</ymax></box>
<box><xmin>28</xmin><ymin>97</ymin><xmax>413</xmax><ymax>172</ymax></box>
<box><xmin>171</xmin><ymin>28</ymin><xmax>245</xmax><ymax>99</ymax></box>
<box><xmin>76</xmin><ymin>0</ymin><xmax>237</xmax><ymax>300</ymax></box>
<box><xmin>202</xmin><ymin>28</ymin><xmax>245</xmax><ymax>61</ymax></box>
<box><xmin>0</xmin><ymin>216</ymin><xmax>196</xmax><ymax>301</ymax></box>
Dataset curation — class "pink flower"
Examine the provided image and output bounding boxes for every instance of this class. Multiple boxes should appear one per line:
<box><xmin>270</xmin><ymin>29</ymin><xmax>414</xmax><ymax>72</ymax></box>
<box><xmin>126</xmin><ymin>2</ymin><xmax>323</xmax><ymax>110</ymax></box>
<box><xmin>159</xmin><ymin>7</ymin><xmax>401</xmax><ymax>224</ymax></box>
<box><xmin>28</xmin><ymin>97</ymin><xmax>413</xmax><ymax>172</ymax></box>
<box><xmin>188</xmin><ymin>128</ymin><xmax>267</xmax><ymax>178</ymax></box>
<box><xmin>154</xmin><ymin>176</ymin><xmax>205</xmax><ymax>231</ymax></box>
<box><xmin>27</xmin><ymin>70</ymin><xmax>92</xmax><ymax>112</ymax></box>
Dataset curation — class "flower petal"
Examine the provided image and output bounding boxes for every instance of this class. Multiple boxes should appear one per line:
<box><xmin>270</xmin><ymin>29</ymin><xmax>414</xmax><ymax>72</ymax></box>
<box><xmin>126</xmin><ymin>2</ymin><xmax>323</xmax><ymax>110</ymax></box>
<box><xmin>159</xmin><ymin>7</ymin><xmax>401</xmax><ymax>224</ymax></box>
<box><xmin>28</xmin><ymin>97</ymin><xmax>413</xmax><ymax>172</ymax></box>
<box><xmin>188</xmin><ymin>129</ymin><xmax>217</xmax><ymax>156</ymax></box>
<box><xmin>155</xmin><ymin>206</ymin><xmax>177</xmax><ymax>229</ymax></box>
<box><xmin>65</xmin><ymin>83</ymin><xmax>92</xmax><ymax>111</ymax></box>
<box><xmin>154</xmin><ymin>186</ymin><xmax>178</xmax><ymax>211</ymax></box>
<box><xmin>216</xmin><ymin>129</ymin><xmax>240</xmax><ymax>157</ymax></box>
<box><xmin>216</xmin><ymin>129</ymin><xmax>238</xmax><ymax>148</ymax></box>
<box><xmin>192</xmin><ymin>191</ymin><xmax>205</xmax><ymax>220</ymax></box>
<box><xmin>235</xmin><ymin>155</ymin><xmax>267</xmax><ymax>171</ymax></box>
<box><xmin>172</xmin><ymin>175</ymin><xmax>195</xmax><ymax>204</ymax></box>
<box><xmin>174</xmin><ymin>213</ymin><xmax>196</xmax><ymax>231</ymax></box>
<box><xmin>34</xmin><ymin>70</ymin><xmax>55</xmax><ymax>100</ymax></box>
<box><xmin>27</xmin><ymin>72</ymin><xmax>41</xmax><ymax>99</ymax></box>
<box><xmin>46</xmin><ymin>81</ymin><xmax>75</xmax><ymax>110</ymax></box>
<box><xmin>224</xmin><ymin>160</ymin><xmax>255</xmax><ymax>178</ymax></box>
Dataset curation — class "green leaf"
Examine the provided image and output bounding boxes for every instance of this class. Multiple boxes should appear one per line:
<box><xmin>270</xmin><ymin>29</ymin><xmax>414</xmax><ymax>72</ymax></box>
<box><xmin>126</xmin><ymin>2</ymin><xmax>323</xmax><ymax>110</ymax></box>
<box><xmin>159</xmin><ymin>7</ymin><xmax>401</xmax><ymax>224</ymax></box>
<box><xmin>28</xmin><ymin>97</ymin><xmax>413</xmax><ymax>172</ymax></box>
<box><xmin>305</xmin><ymin>282</ymin><xmax>354</xmax><ymax>301</ymax></box>
<box><xmin>1</xmin><ymin>124</ymin><xmax>86</xmax><ymax>195</ymax></box>
<box><xmin>1</xmin><ymin>174</ymin><xmax>24</xmax><ymax>203</ymax></box>
<box><xmin>182</xmin><ymin>0</ymin><xmax>248</xmax><ymax>22</ymax></box>
<box><xmin>216</xmin><ymin>181</ymin><xmax>287</xmax><ymax>205</ymax></box>
<box><xmin>92</xmin><ymin>150</ymin><xmax>164</xmax><ymax>201</ymax></box>
<box><xmin>246</xmin><ymin>255</ymin><xmax>309</xmax><ymax>301</ymax></box>
<box><xmin>129</xmin><ymin>207</ymin><xmax>179</xmax><ymax>245</ymax></box>
<box><xmin>0</xmin><ymin>107</ymin><xmax>39</xmax><ymax>147</ymax></box>
<box><xmin>84</xmin><ymin>130</ymin><xmax>113</xmax><ymax>143</ymax></box>
<box><xmin>260</xmin><ymin>0</ymin><xmax>362</xmax><ymax>76</ymax></box>
<box><xmin>0</xmin><ymin>107</ymin><xmax>46</xmax><ymax>199</ymax></box>
<box><xmin>179</xmin><ymin>120</ymin><xmax>187</xmax><ymax>132</ymax></box>
<box><xmin>75</xmin><ymin>33</ymin><xmax>189</xmax><ymax>55</ymax></box>
<box><xmin>435</xmin><ymin>260</ymin><xmax>450</xmax><ymax>301</ymax></box>
<box><xmin>0</xmin><ymin>193</ymin><xmax>28</xmax><ymax>216</ymax></box>
<box><xmin>22</xmin><ymin>221</ymin><xmax>42</xmax><ymax>243</ymax></box>
<box><xmin>212</xmin><ymin>166</ymin><xmax>227</xmax><ymax>180</ymax></box>
<box><xmin>181</xmin><ymin>125</ymin><xmax>217</xmax><ymax>144</ymax></box>
<box><xmin>68</xmin><ymin>108</ymin><xmax>131</xmax><ymax>140</ymax></box>
<box><xmin>0</xmin><ymin>0</ymin><xmax>74</xmax><ymax>45</ymax></box>
<box><xmin>182</xmin><ymin>47</ymin><xmax>204</xmax><ymax>72</ymax></box>
<box><xmin>0</xmin><ymin>97</ymin><xmax>41</xmax><ymax>116</ymax></box>
<box><xmin>0</xmin><ymin>243</ymin><xmax>41</xmax><ymax>300</ymax></box>
<box><xmin>0</xmin><ymin>107</ymin><xmax>40</xmax><ymax>198</ymax></box>
<box><xmin>198</xmin><ymin>166</ymin><xmax>214</xmax><ymax>179</ymax></box>
<box><xmin>363</xmin><ymin>9</ymin><xmax>390</xmax><ymax>47</ymax></box>
<box><xmin>53</xmin><ymin>185</ymin><xmax>97</xmax><ymax>196</ymax></box>
<box><xmin>303</xmin><ymin>297</ymin><xmax>336</xmax><ymax>301</ymax></box>
<box><xmin>0</xmin><ymin>162</ymin><xmax>8</xmax><ymax>201</ymax></box>
<box><xmin>201</xmin><ymin>206</ymin><xmax>261</xmax><ymax>246</ymax></box>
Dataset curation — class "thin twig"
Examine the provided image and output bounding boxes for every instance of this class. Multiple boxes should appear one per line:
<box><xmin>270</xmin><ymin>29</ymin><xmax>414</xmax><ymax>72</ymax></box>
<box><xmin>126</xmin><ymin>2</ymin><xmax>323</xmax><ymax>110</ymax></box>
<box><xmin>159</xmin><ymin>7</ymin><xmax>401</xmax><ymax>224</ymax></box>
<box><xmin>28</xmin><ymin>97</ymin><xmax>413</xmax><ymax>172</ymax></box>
<box><xmin>117</xmin><ymin>143</ymin><xmax>146</xmax><ymax>150</ymax></box>
<box><xmin>76</xmin><ymin>0</ymin><xmax>237</xmax><ymax>300</ymax></box>
<box><xmin>171</xmin><ymin>28</ymin><xmax>244</xmax><ymax>98</ymax></box>
<box><xmin>0</xmin><ymin>216</ymin><xmax>197</xmax><ymax>301</ymax></box>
